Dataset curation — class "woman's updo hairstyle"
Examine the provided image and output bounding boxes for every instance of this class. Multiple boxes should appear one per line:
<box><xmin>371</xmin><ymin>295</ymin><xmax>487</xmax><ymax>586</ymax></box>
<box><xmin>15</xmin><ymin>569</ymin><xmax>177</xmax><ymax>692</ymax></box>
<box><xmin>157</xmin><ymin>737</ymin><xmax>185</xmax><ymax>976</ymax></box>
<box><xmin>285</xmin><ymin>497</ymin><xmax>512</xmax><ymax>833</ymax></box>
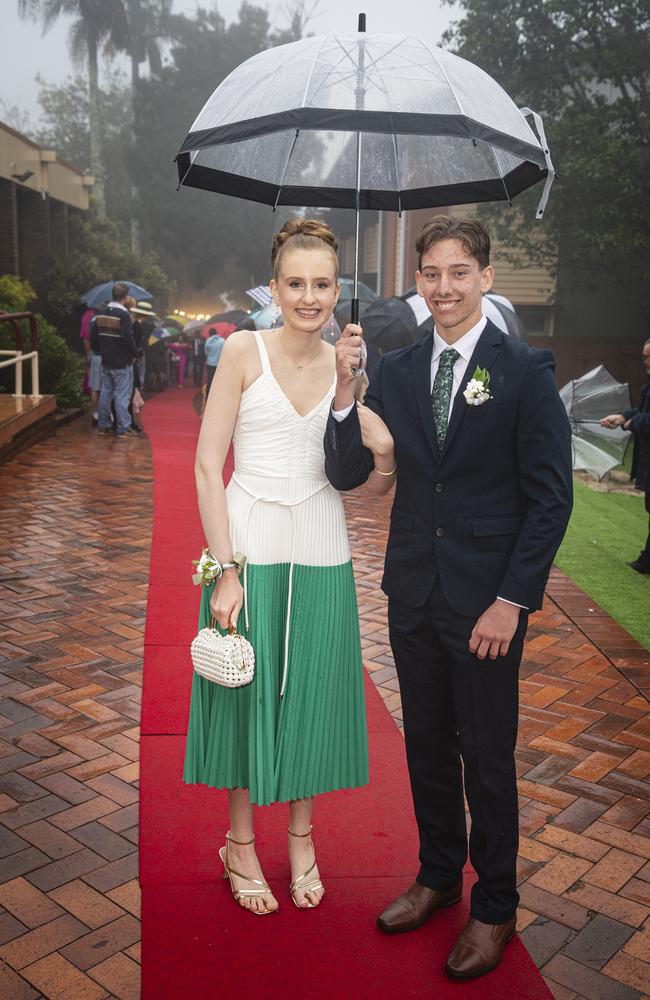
<box><xmin>271</xmin><ymin>218</ymin><xmax>339</xmax><ymax>282</ymax></box>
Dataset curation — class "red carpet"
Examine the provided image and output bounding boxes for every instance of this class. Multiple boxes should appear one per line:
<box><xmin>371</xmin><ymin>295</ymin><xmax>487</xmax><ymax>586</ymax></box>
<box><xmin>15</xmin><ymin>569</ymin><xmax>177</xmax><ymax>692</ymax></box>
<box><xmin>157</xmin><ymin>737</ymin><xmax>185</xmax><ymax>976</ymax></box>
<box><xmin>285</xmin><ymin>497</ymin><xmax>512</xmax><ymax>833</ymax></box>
<box><xmin>140</xmin><ymin>386</ymin><xmax>551</xmax><ymax>1000</ymax></box>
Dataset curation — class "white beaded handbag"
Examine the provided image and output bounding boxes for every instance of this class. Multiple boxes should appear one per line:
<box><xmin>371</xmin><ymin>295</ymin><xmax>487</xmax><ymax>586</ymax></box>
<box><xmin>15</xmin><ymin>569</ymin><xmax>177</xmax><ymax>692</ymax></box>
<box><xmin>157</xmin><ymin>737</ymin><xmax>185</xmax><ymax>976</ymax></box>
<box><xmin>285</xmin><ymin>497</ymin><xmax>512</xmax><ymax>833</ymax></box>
<box><xmin>191</xmin><ymin>621</ymin><xmax>255</xmax><ymax>688</ymax></box>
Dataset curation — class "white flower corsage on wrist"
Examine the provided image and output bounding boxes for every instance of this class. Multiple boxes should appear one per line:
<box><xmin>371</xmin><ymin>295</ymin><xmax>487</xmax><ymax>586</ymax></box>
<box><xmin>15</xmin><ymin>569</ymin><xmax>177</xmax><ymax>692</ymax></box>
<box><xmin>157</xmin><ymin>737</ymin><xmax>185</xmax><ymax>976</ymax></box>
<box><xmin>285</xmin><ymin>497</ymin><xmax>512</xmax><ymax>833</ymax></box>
<box><xmin>463</xmin><ymin>366</ymin><xmax>492</xmax><ymax>406</ymax></box>
<box><xmin>192</xmin><ymin>549</ymin><xmax>246</xmax><ymax>586</ymax></box>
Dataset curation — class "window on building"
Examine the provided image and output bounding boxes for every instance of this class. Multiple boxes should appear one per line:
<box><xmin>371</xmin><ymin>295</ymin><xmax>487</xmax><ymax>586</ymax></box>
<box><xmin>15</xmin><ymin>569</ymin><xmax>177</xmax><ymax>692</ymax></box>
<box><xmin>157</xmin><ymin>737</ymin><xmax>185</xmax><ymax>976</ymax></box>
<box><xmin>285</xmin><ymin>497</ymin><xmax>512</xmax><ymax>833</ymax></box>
<box><xmin>516</xmin><ymin>306</ymin><xmax>554</xmax><ymax>337</ymax></box>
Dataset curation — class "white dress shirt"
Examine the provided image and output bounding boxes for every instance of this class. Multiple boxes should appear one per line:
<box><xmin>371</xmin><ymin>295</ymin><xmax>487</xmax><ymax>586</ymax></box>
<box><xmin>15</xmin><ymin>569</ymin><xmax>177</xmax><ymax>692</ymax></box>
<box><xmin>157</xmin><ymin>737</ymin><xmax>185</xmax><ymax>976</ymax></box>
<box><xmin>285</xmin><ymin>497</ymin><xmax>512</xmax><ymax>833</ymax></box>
<box><xmin>331</xmin><ymin>315</ymin><xmax>526</xmax><ymax>611</ymax></box>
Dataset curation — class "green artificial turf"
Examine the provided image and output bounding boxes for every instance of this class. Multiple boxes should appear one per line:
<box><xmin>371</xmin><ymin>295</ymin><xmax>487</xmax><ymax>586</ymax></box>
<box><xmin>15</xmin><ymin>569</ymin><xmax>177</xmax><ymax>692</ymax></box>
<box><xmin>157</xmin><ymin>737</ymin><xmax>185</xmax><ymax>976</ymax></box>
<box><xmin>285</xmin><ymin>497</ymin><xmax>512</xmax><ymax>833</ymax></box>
<box><xmin>554</xmin><ymin>478</ymin><xmax>650</xmax><ymax>651</ymax></box>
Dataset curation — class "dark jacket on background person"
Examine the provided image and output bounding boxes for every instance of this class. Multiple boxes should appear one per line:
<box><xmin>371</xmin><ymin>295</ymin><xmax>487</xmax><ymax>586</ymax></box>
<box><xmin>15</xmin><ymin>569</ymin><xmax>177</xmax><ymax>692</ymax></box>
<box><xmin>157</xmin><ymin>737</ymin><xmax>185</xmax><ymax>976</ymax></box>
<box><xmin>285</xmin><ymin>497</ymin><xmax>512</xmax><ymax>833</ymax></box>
<box><xmin>139</xmin><ymin>316</ymin><xmax>156</xmax><ymax>344</ymax></box>
<box><xmin>132</xmin><ymin>319</ymin><xmax>145</xmax><ymax>355</ymax></box>
<box><xmin>90</xmin><ymin>303</ymin><xmax>137</xmax><ymax>370</ymax></box>
<box><xmin>624</xmin><ymin>379</ymin><xmax>650</xmax><ymax>493</ymax></box>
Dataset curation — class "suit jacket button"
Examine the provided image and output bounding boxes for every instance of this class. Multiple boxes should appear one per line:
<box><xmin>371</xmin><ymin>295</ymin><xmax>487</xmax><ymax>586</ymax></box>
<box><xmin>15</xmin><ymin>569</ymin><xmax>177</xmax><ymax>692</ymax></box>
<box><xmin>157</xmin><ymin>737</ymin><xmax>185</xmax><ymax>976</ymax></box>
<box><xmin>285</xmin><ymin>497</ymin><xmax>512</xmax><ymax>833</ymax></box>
<box><xmin>435</xmin><ymin>483</ymin><xmax>443</xmax><ymax>493</ymax></box>
<box><xmin>435</xmin><ymin>527</ymin><xmax>444</xmax><ymax>537</ymax></box>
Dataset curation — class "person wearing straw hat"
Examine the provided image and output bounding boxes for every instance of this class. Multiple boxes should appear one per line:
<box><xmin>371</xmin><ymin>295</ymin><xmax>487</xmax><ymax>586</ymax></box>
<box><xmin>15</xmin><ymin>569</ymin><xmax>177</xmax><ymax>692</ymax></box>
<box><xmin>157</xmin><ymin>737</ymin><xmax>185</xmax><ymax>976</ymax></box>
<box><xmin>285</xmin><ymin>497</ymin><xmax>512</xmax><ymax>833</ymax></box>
<box><xmin>325</xmin><ymin>216</ymin><xmax>573</xmax><ymax>979</ymax></box>
<box><xmin>131</xmin><ymin>301</ymin><xmax>155</xmax><ymax>390</ymax></box>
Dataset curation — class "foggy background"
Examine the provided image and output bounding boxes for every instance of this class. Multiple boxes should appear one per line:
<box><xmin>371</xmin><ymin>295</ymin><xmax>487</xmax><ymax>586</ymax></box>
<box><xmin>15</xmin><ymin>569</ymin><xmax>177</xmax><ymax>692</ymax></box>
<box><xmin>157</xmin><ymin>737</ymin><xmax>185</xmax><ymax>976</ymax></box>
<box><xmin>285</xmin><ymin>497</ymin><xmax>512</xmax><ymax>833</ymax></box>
<box><xmin>1</xmin><ymin>0</ymin><xmax>647</xmax><ymax>411</ymax></box>
<box><xmin>2</xmin><ymin>1</ymin><xmax>458</xmax><ymax>122</ymax></box>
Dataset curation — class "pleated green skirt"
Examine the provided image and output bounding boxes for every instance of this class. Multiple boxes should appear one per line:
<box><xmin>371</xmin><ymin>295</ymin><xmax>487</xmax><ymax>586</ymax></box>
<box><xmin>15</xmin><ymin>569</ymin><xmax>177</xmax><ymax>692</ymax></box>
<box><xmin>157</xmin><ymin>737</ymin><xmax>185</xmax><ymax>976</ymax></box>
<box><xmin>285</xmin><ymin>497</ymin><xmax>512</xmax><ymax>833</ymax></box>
<box><xmin>182</xmin><ymin>561</ymin><xmax>369</xmax><ymax>806</ymax></box>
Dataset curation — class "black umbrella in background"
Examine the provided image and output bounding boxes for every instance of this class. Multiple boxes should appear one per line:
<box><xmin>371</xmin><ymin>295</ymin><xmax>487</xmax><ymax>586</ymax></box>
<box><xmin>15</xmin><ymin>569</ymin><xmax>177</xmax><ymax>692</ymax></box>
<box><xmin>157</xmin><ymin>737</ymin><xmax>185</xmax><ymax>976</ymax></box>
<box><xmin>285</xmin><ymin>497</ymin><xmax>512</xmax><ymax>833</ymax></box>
<box><xmin>402</xmin><ymin>287</ymin><xmax>528</xmax><ymax>342</ymax></box>
<box><xmin>207</xmin><ymin>309</ymin><xmax>252</xmax><ymax>327</ymax></box>
<box><xmin>361</xmin><ymin>296</ymin><xmax>418</xmax><ymax>351</ymax></box>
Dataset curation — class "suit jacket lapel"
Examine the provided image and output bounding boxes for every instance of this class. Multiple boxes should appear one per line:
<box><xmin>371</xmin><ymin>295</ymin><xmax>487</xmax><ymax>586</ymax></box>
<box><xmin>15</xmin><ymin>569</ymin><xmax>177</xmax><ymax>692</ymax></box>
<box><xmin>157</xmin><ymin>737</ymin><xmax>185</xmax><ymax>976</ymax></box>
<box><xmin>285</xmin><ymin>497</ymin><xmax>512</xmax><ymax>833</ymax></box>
<box><xmin>441</xmin><ymin>321</ymin><xmax>503</xmax><ymax>459</ymax></box>
<box><xmin>410</xmin><ymin>330</ymin><xmax>439</xmax><ymax>461</ymax></box>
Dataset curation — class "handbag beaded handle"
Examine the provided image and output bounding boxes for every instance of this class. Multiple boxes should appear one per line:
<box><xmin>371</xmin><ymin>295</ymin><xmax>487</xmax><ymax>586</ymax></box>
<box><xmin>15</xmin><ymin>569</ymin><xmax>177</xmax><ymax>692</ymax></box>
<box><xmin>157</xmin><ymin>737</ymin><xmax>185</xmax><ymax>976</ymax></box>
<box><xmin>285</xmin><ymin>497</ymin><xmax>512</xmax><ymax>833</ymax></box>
<box><xmin>209</xmin><ymin>617</ymin><xmax>237</xmax><ymax>636</ymax></box>
<box><xmin>208</xmin><ymin>618</ymin><xmax>246</xmax><ymax>670</ymax></box>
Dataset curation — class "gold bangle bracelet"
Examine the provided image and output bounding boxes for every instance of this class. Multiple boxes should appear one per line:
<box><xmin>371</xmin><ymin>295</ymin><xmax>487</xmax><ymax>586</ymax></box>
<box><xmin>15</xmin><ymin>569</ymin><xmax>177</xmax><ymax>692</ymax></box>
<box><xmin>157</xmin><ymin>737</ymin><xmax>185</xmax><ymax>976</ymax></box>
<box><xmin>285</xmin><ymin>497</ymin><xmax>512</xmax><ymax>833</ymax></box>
<box><xmin>374</xmin><ymin>465</ymin><xmax>397</xmax><ymax>477</ymax></box>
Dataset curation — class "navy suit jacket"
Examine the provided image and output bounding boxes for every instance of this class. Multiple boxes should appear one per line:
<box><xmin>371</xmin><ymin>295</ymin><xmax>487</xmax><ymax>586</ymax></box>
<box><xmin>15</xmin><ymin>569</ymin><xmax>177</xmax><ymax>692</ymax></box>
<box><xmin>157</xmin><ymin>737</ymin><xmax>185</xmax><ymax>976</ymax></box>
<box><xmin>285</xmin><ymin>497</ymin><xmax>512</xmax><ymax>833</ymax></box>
<box><xmin>324</xmin><ymin>320</ymin><xmax>573</xmax><ymax>617</ymax></box>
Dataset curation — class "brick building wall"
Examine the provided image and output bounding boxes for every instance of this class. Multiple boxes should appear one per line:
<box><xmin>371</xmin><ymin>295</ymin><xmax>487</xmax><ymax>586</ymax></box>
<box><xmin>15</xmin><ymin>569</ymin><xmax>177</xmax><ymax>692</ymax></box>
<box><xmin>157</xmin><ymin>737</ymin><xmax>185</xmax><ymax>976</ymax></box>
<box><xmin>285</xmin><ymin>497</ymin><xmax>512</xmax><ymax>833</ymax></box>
<box><xmin>0</xmin><ymin>178</ymin><xmax>80</xmax><ymax>312</ymax></box>
<box><xmin>16</xmin><ymin>185</ymin><xmax>49</xmax><ymax>306</ymax></box>
<box><xmin>0</xmin><ymin>180</ymin><xmax>19</xmax><ymax>276</ymax></box>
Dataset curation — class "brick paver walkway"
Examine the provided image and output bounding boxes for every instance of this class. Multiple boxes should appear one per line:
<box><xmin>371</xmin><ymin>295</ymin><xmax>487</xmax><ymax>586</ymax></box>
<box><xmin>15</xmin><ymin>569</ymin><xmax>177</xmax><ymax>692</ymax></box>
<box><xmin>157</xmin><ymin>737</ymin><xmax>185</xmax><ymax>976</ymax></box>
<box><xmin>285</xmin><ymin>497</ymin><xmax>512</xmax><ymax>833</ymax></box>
<box><xmin>345</xmin><ymin>488</ymin><xmax>650</xmax><ymax>1000</ymax></box>
<box><xmin>0</xmin><ymin>416</ymin><xmax>649</xmax><ymax>1000</ymax></box>
<box><xmin>0</xmin><ymin>422</ymin><xmax>146</xmax><ymax>999</ymax></box>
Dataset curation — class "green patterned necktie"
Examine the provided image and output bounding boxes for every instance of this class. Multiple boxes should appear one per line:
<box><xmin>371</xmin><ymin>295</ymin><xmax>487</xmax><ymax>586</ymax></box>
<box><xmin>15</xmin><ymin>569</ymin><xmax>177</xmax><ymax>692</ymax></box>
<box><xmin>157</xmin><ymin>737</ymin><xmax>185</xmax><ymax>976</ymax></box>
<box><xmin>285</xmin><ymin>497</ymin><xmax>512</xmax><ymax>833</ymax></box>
<box><xmin>431</xmin><ymin>348</ymin><xmax>460</xmax><ymax>447</ymax></box>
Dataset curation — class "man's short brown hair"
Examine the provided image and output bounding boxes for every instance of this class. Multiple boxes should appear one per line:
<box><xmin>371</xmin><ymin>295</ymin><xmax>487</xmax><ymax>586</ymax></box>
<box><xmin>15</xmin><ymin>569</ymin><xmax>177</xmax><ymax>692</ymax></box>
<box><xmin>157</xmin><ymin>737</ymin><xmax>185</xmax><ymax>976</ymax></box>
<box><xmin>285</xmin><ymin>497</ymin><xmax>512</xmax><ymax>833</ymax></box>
<box><xmin>112</xmin><ymin>282</ymin><xmax>129</xmax><ymax>301</ymax></box>
<box><xmin>416</xmin><ymin>216</ymin><xmax>491</xmax><ymax>271</ymax></box>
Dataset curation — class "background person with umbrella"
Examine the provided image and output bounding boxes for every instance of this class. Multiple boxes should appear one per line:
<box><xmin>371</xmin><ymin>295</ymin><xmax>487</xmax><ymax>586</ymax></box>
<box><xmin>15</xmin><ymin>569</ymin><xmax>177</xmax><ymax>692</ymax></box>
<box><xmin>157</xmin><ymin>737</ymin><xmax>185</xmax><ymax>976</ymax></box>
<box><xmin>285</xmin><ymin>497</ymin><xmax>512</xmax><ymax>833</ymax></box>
<box><xmin>90</xmin><ymin>282</ymin><xmax>139</xmax><ymax>438</ymax></box>
<box><xmin>132</xmin><ymin>302</ymin><xmax>157</xmax><ymax>390</ymax></box>
<box><xmin>325</xmin><ymin>215</ymin><xmax>573</xmax><ymax>979</ymax></box>
<box><xmin>82</xmin><ymin>280</ymin><xmax>153</xmax><ymax>311</ymax></box>
<box><xmin>601</xmin><ymin>338</ymin><xmax>650</xmax><ymax>574</ymax></box>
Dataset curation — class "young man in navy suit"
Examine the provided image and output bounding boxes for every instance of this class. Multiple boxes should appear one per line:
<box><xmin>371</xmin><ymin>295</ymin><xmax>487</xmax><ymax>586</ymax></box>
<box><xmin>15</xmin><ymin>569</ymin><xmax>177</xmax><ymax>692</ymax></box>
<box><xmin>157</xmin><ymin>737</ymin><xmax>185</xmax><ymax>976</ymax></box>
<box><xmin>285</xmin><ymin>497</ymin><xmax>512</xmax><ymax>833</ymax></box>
<box><xmin>324</xmin><ymin>217</ymin><xmax>573</xmax><ymax>979</ymax></box>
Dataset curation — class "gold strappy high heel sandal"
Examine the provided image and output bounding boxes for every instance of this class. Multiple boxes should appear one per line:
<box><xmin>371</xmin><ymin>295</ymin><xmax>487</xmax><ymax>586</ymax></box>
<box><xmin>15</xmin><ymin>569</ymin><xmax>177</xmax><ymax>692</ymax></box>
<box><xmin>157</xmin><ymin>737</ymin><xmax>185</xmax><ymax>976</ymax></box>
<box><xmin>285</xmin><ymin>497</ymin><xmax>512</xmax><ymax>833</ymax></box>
<box><xmin>218</xmin><ymin>833</ymin><xmax>277</xmax><ymax>915</ymax></box>
<box><xmin>288</xmin><ymin>825</ymin><xmax>324</xmax><ymax>909</ymax></box>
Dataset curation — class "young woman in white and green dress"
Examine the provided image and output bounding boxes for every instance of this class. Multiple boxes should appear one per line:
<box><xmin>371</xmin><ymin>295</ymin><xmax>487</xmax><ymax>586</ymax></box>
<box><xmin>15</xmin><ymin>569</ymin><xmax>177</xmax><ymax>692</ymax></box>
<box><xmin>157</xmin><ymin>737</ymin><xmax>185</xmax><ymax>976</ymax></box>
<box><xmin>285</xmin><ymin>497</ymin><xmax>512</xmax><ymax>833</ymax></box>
<box><xmin>183</xmin><ymin>219</ymin><xmax>397</xmax><ymax>914</ymax></box>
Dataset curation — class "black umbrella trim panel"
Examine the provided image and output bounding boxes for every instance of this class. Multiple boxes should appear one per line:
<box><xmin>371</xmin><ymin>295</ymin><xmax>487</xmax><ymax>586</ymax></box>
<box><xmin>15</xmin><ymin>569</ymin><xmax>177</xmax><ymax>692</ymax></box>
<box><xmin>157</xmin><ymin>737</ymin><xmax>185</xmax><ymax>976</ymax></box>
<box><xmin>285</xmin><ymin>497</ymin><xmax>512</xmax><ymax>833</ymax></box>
<box><xmin>178</xmin><ymin>109</ymin><xmax>546</xmax><ymax>170</ymax></box>
<box><xmin>176</xmin><ymin>156</ymin><xmax>545</xmax><ymax>211</ymax></box>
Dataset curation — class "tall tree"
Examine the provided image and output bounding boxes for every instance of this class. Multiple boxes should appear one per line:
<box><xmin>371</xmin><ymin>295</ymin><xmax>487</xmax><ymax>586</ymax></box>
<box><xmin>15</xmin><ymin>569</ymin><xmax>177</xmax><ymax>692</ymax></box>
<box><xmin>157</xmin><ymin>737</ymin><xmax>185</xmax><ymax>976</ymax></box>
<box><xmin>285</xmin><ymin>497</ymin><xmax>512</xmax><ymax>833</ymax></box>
<box><xmin>18</xmin><ymin>0</ymin><xmax>128</xmax><ymax>217</ymax></box>
<box><xmin>129</xmin><ymin>3</ymin><xmax>309</xmax><ymax>305</ymax></box>
<box><xmin>117</xmin><ymin>0</ymin><xmax>172</xmax><ymax>88</ymax></box>
<box><xmin>107</xmin><ymin>0</ymin><xmax>173</xmax><ymax>251</ymax></box>
<box><xmin>443</xmin><ymin>0</ymin><xmax>650</xmax><ymax>325</ymax></box>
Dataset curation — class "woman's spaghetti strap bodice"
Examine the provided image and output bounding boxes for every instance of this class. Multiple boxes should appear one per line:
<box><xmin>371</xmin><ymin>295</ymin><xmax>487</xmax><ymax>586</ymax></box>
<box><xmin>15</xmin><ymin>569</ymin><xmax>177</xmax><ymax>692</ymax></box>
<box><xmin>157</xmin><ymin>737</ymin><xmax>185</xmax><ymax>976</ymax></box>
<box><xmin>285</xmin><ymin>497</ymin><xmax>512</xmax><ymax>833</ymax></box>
<box><xmin>232</xmin><ymin>330</ymin><xmax>336</xmax><ymax>481</ymax></box>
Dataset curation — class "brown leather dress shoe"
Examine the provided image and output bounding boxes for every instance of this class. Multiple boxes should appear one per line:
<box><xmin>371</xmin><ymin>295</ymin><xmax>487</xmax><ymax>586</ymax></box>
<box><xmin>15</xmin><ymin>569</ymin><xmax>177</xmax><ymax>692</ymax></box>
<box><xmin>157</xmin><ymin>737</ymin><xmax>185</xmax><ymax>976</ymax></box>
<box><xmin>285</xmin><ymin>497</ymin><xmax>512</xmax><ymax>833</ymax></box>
<box><xmin>377</xmin><ymin>879</ymin><xmax>463</xmax><ymax>934</ymax></box>
<box><xmin>445</xmin><ymin>914</ymin><xmax>517</xmax><ymax>979</ymax></box>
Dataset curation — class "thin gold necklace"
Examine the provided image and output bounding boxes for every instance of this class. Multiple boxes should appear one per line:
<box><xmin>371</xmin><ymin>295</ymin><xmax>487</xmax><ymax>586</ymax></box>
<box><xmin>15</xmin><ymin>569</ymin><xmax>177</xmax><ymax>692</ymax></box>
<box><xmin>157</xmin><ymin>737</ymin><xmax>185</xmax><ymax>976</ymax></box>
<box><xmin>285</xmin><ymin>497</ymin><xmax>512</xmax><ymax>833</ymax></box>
<box><xmin>278</xmin><ymin>331</ymin><xmax>321</xmax><ymax>372</ymax></box>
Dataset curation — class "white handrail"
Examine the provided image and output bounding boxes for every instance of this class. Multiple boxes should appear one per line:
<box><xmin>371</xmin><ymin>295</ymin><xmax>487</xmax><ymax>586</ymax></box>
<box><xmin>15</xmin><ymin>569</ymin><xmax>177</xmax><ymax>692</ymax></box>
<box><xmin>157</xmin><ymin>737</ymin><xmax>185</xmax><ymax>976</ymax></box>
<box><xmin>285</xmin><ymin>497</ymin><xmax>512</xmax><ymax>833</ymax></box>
<box><xmin>0</xmin><ymin>350</ymin><xmax>41</xmax><ymax>397</ymax></box>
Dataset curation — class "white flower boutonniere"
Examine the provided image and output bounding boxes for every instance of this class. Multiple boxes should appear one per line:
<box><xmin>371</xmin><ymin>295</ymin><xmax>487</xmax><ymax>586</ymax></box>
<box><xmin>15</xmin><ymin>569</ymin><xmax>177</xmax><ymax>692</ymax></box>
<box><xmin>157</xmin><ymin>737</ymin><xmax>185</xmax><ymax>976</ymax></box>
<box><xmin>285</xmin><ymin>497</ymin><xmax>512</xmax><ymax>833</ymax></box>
<box><xmin>463</xmin><ymin>366</ymin><xmax>492</xmax><ymax>406</ymax></box>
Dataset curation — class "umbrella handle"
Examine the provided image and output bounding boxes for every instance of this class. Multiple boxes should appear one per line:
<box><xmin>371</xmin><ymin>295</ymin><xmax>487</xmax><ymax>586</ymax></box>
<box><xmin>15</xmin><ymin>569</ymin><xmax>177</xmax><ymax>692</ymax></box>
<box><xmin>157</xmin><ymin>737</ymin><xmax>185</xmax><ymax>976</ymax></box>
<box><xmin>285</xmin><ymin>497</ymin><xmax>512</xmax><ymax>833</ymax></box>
<box><xmin>349</xmin><ymin>297</ymin><xmax>366</xmax><ymax>376</ymax></box>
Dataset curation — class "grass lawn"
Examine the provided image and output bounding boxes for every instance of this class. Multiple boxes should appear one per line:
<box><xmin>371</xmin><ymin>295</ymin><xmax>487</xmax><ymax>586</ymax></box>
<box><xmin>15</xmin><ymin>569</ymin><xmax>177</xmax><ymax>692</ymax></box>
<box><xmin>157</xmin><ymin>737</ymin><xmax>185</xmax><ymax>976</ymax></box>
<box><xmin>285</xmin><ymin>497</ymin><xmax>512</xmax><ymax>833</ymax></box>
<box><xmin>554</xmin><ymin>478</ymin><xmax>650</xmax><ymax>651</ymax></box>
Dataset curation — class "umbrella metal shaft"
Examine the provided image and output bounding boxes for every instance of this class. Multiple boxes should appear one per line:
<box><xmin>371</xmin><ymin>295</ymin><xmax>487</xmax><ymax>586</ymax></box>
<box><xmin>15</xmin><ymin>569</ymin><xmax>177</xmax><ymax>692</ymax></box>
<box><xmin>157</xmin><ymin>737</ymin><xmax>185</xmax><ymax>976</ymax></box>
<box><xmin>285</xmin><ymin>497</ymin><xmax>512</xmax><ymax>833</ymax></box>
<box><xmin>351</xmin><ymin>12</ymin><xmax>366</xmax><ymax>329</ymax></box>
<box><xmin>352</xmin><ymin>132</ymin><xmax>362</xmax><ymax>325</ymax></box>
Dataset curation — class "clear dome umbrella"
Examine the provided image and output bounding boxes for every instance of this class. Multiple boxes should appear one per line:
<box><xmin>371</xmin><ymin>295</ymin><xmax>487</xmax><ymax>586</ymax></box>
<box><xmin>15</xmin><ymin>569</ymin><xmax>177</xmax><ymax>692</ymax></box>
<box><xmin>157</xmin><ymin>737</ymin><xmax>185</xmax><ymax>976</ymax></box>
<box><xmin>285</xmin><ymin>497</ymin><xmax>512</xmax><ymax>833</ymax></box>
<box><xmin>176</xmin><ymin>13</ymin><xmax>555</xmax><ymax>368</ymax></box>
<box><xmin>559</xmin><ymin>365</ymin><xmax>632</xmax><ymax>480</ymax></box>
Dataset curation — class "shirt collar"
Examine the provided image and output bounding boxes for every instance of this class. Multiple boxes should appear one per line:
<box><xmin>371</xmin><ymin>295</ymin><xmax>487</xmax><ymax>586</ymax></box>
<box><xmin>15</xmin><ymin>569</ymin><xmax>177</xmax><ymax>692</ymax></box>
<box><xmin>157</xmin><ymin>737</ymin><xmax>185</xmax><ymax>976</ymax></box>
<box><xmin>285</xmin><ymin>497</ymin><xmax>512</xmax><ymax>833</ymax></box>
<box><xmin>107</xmin><ymin>301</ymin><xmax>129</xmax><ymax>313</ymax></box>
<box><xmin>432</xmin><ymin>314</ymin><xmax>488</xmax><ymax>363</ymax></box>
